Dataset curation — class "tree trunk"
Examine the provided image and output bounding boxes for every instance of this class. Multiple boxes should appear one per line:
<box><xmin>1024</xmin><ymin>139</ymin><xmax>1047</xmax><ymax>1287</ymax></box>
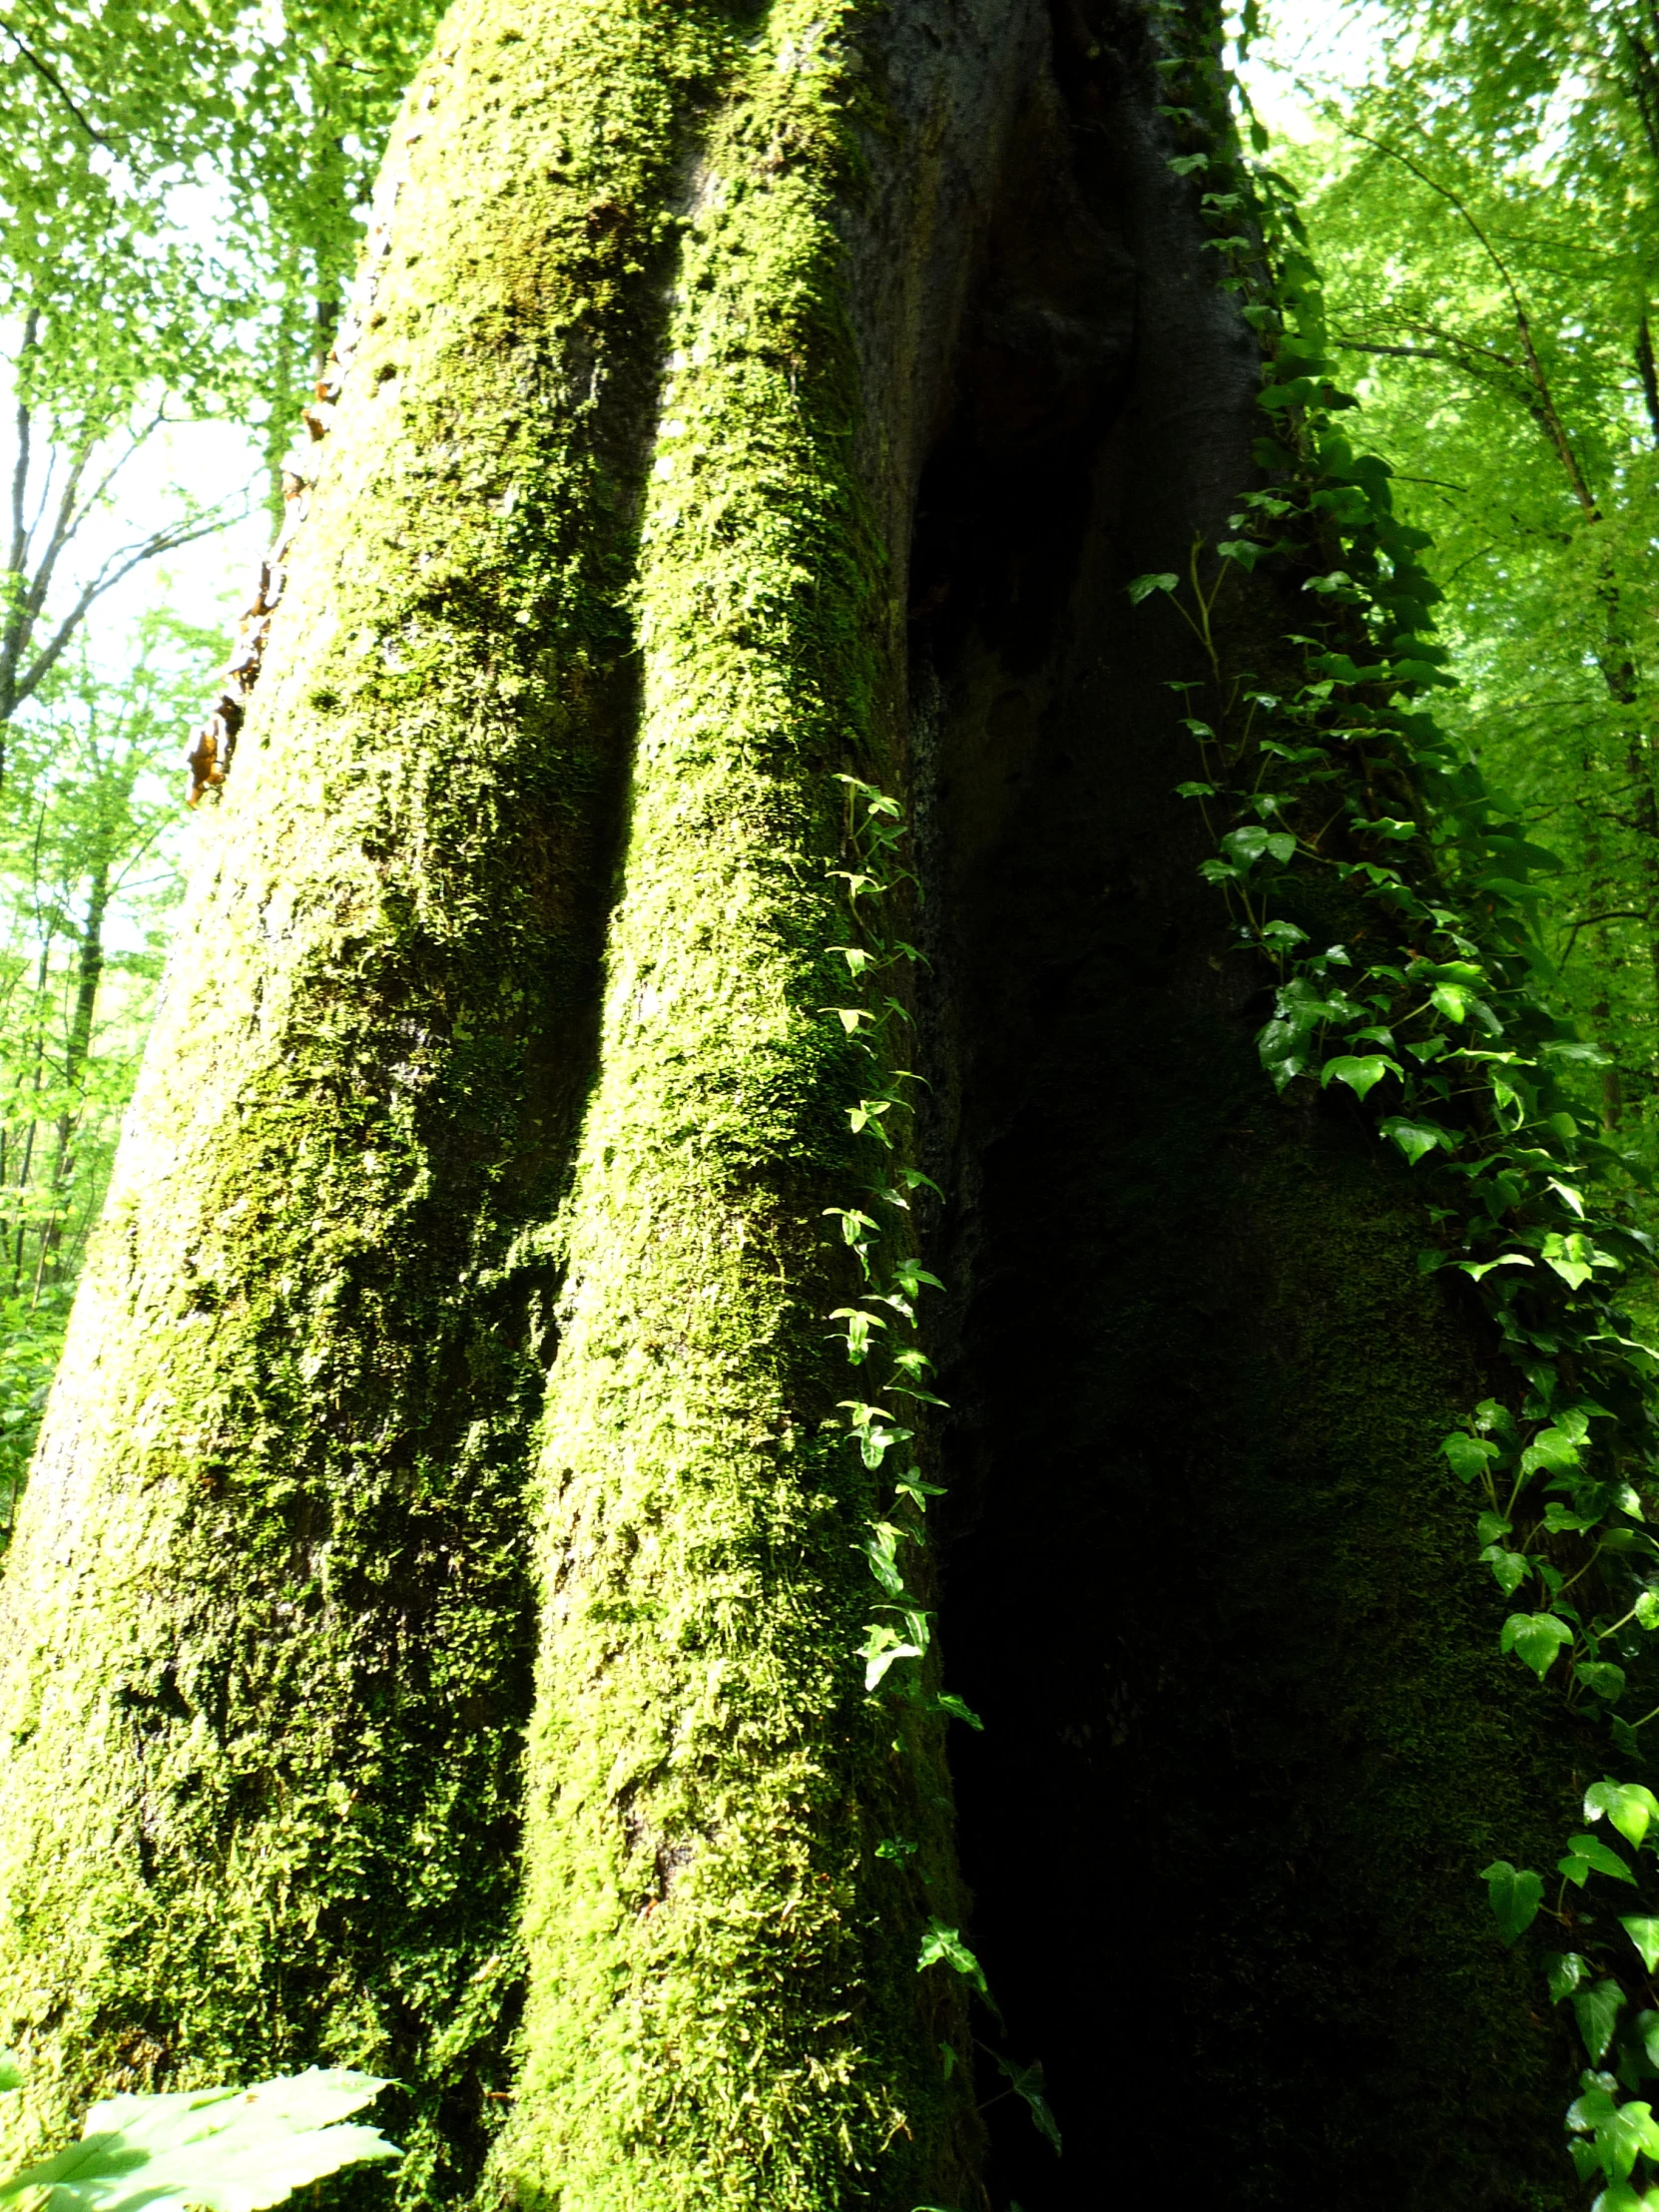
<box><xmin>0</xmin><ymin>3</ymin><xmax>1577</xmax><ymax>2209</ymax></box>
<box><xmin>35</xmin><ymin>856</ymin><xmax>111</xmax><ymax>1293</ymax></box>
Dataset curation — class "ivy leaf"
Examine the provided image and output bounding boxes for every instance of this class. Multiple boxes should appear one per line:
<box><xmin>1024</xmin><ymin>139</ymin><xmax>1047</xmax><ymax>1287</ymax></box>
<box><xmin>1574</xmin><ymin>1979</ymin><xmax>1628</xmax><ymax>2064</ymax></box>
<box><xmin>1586</xmin><ymin>1782</ymin><xmax>1659</xmax><ymax>1849</ymax></box>
<box><xmin>916</xmin><ymin>1919</ymin><xmax>989</xmax><ymax>1996</ymax></box>
<box><xmin>1542</xmin><ymin>1231</ymin><xmax>1614</xmax><ymax>1291</ymax></box>
<box><xmin>1127</xmin><ymin>572</ymin><xmax>1179</xmax><ymax>603</ymax></box>
<box><xmin>1479</xmin><ymin>1860</ymin><xmax>1543</xmax><ymax>1943</ymax></box>
<box><xmin>1569</xmin><ymin>2085</ymin><xmax>1620</xmax><ymax>2134</ymax></box>
<box><xmin>1542</xmin><ymin>1501</ymin><xmax>1597</xmax><ymax>1534</ymax></box>
<box><xmin>1380</xmin><ymin>1115</ymin><xmax>1455</xmax><ymax>1165</ymax></box>
<box><xmin>1578</xmin><ymin>1661</ymin><xmax>1628</xmax><ymax>1704</ymax></box>
<box><xmin>1458</xmin><ymin>1254</ymin><xmax>1535</xmax><ymax>1282</ymax></box>
<box><xmin>1479</xmin><ymin>1544</ymin><xmax>1529</xmax><ymax>1598</ymax></box>
<box><xmin>989</xmin><ymin>2054</ymin><xmax>1062</xmax><ymax>2156</ymax></box>
<box><xmin>1595</xmin><ymin>2167</ymin><xmax>1659</xmax><ymax>2207</ymax></box>
<box><xmin>860</xmin><ymin>1624</ymin><xmax>922</xmax><ymax>1692</ymax></box>
<box><xmin>1560</xmin><ymin>1833</ymin><xmax>1638</xmax><ymax>1886</ymax></box>
<box><xmin>1500</xmin><ymin>1610</ymin><xmax>1574</xmax><ymax>1680</ymax></box>
<box><xmin>1547</xmin><ymin>1951</ymin><xmax>1590</xmax><ymax>2002</ymax></box>
<box><xmin>1321</xmin><ymin>1053</ymin><xmax>1400</xmax><ymax>1100</ymax></box>
<box><xmin>1521</xmin><ymin>1425</ymin><xmax>1581</xmax><ymax>1476</ymax></box>
<box><xmin>1623</xmin><ymin>1920</ymin><xmax>1659</xmax><ymax>1974</ymax></box>
<box><xmin>1588</xmin><ymin>2089</ymin><xmax>1659</xmax><ymax>2177</ymax></box>
<box><xmin>1443</xmin><ymin>1430</ymin><xmax>1499</xmax><ymax>1483</ymax></box>
<box><xmin>1222</xmin><ymin>825</ymin><xmax>1296</xmax><ymax>869</ymax></box>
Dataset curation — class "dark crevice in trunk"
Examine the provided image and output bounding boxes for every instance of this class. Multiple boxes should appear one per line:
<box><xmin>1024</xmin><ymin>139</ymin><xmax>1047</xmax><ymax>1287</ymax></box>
<box><xmin>913</xmin><ymin>12</ymin><xmax>1576</xmax><ymax>2209</ymax></box>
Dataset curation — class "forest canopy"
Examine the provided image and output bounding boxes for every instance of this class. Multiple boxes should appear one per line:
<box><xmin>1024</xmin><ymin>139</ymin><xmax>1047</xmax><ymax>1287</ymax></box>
<box><xmin>3</xmin><ymin>2</ymin><xmax>1659</xmax><ymax>2209</ymax></box>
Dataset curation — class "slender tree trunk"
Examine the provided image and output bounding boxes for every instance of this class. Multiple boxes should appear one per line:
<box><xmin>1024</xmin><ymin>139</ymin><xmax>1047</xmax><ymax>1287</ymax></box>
<box><xmin>0</xmin><ymin>3</ymin><xmax>1582</xmax><ymax>2208</ymax></box>
<box><xmin>35</xmin><ymin>859</ymin><xmax>110</xmax><ymax>1292</ymax></box>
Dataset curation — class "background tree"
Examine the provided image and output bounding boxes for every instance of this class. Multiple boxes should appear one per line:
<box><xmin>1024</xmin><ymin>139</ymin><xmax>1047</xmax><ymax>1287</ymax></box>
<box><xmin>1283</xmin><ymin>1</ymin><xmax>1659</xmax><ymax>1175</ymax></box>
<box><xmin>0</xmin><ymin>610</ymin><xmax>213</xmax><ymax>1534</ymax></box>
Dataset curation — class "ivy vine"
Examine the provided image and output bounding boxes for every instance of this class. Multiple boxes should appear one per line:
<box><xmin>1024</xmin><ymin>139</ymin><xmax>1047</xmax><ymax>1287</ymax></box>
<box><xmin>821</xmin><ymin>777</ymin><xmax>1062</xmax><ymax>2200</ymax></box>
<box><xmin>1150</xmin><ymin>35</ymin><xmax>1659</xmax><ymax>2207</ymax></box>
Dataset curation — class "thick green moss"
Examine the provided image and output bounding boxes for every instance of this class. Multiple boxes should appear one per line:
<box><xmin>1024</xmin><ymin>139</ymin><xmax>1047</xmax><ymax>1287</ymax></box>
<box><xmin>0</xmin><ymin>0</ymin><xmax>740</xmax><ymax>2195</ymax></box>
<box><xmin>499</xmin><ymin>7</ymin><xmax>977</xmax><ymax>2207</ymax></box>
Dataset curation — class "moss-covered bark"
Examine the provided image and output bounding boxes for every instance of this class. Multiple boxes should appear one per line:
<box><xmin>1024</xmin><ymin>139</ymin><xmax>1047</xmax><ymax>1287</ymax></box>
<box><xmin>0</xmin><ymin>1</ymin><xmax>1603</xmax><ymax>2208</ymax></box>
<box><xmin>0</xmin><ymin>0</ymin><xmax>736</xmax><ymax>2192</ymax></box>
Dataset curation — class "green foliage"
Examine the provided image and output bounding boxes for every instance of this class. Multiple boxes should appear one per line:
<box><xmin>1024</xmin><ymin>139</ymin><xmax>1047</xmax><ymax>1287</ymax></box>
<box><xmin>1277</xmin><ymin>4</ymin><xmax>1659</xmax><ymax>1221</ymax></box>
<box><xmin>0</xmin><ymin>607</ymin><xmax>209</xmax><ymax>1535</ymax></box>
<box><xmin>0</xmin><ymin>2066</ymin><xmax>397</xmax><ymax>2212</ymax></box>
<box><xmin>823</xmin><ymin>772</ymin><xmax>1057</xmax><ymax>2161</ymax></box>
<box><xmin>0</xmin><ymin>0</ymin><xmax>443</xmax><ymax>437</ymax></box>
<box><xmin>1157</xmin><ymin>45</ymin><xmax>1659</xmax><ymax>2196</ymax></box>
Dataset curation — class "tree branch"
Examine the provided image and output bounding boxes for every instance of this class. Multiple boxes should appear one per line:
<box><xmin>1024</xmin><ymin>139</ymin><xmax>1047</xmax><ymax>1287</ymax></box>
<box><xmin>0</xmin><ymin>23</ymin><xmax>111</xmax><ymax>148</ymax></box>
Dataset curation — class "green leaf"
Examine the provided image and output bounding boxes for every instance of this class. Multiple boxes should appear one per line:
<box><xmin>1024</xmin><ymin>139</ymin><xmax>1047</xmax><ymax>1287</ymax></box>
<box><xmin>1222</xmin><ymin>825</ymin><xmax>1296</xmax><ymax>869</ymax></box>
<box><xmin>1522</xmin><ymin>1425</ymin><xmax>1582</xmax><ymax>1476</ymax></box>
<box><xmin>1579</xmin><ymin>1662</ymin><xmax>1629</xmax><ymax>1704</ymax></box>
<box><xmin>1442</xmin><ymin>1430</ymin><xmax>1499</xmax><ymax>1483</ymax></box>
<box><xmin>1458</xmin><ymin>1254</ymin><xmax>1534</xmax><ymax>1282</ymax></box>
<box><xmin>1479</xmin><ymin>1544</ymin><xmax>1529</xmax><ymax>1597</ymax></box>
<box><xmin>1542</xmin><ymin>1231</ymin><xmax>1615</xmax><ymax>1291</ymax></box>
<box><xmin>1637</xmin><ymin>1592</ymin><xmax>1659</xmax><ymax>1630</ymax></box>
<box><xmin>1380</xmin><ymin>1115</ymin><xmax>1454</xmax><ymax>1165</ymax></box>
<box><xmin>1321</xmin><ymin>1053</ymin><xmax>1400</xmax><ymax>1101</ymax></box>
<box><xmin>1595</xmin><ymin>2175</ymin><xmax>1659</xmax><ymax>2210</ymax></box>
<box><xmin>1127</xmin><ymin>572</ymin><xmax>1179</xmax><ymax>604</ymax></box>
<box><xmin>1480</xmin><ymin>1860</ymin><xmax>1543</xmax><ymax>1943</ymax></box>
<box><xmin>859</xmin><ymin>1624</ymin><xmax>922</xmax><ymax>1692</ymax></box>
<box><xmin>1586</xmin><ymin>1782</ymin><xmax>1659</xmax><ymax>1849</ymax></box>
<box><xmin>916</xmin><ymin>1920</ymin><xmax>989</xmax><ymax>1997</ymax></box>
<box><xmin>0</xmin><ymin>2072</ymin><xmax>399</xmax><ymax>2212</ymax></box>
<box><xmin>1623</xmin><ymin>1920</ymin><xmax>1659</xmax><ymax>1974</ymax></box>
<box><xmin>990</xmin><ymin>2055</ymin><xmax>1062</xmax><ymax>2157</ymax></box>
<box><xmin>1547</xmin><ymin>1951</ymin><xmax>1589</xmax><ymax>2002</ymax></box>
<box><xmin>1574</xmin><ymin>1980</ymin><xmax>1628</xmax><ymax>2065</ymax></box>
<box><xmin>1500</xmin><ymin>1610</ymin><xmax>1573</xmax><ymax>1680</ymax></box>
<box><xmin>1569</xmin><ymin>2084</ymin><xmax>1620</xmax><ymax>2134</ymax></box>
<box><xmin>1561</xmin><ymin>1833</ymin><xmax>1638</xmax><ymax>1886</ymax></box>
<box><xmin>934</xmin><ymin>1693</ymin><xmax>984</xmax><ymax>1731</ymax></box>
<box><xmin>1590</xmin><ymin>2092</ymin><xmax>1659</xmax><ymax>2179</ymax></box>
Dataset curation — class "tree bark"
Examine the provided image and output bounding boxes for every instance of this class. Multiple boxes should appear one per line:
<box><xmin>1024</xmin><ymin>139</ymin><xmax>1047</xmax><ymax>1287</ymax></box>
<box><xmin>0</xmin><ymin>2</ymin><xmax>1579</xmax><ymax>2209</ymax></box>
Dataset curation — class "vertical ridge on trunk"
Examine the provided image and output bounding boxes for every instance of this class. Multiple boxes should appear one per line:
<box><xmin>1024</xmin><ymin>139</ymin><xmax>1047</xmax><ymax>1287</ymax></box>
<box><xmin>0</xmin><ymin>1</ymin><xmax>734</xmax><ymax>2192</ymax></box>
<box><xmin>503</xmin><ymin>5</ymin><xmax>1040</xmax><ymax>2203</ymax></box>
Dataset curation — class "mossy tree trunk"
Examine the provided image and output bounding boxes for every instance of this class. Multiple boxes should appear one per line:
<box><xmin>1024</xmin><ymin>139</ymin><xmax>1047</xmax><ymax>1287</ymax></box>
<box><xmin>0</xmin><ymin>3</ymin><xmax>1579</xmax><ymax>2209</ymax></box>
